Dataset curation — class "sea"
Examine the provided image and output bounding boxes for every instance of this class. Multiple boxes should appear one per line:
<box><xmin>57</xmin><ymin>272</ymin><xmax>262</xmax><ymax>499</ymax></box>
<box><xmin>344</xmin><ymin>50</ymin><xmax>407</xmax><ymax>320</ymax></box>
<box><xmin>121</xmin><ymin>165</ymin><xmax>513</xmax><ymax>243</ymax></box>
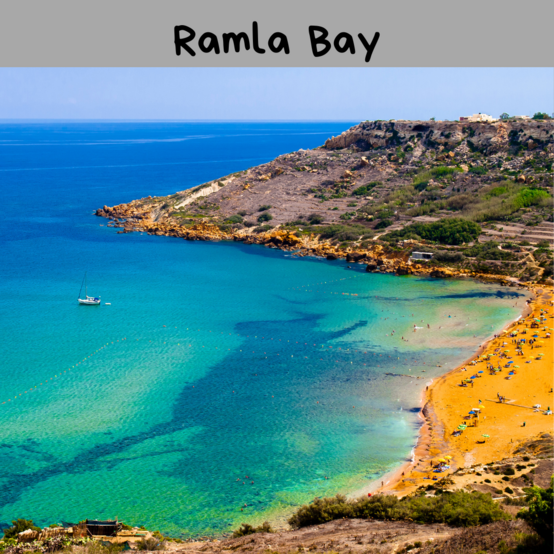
<box><xmin>0</xmin><ymin>122</ymin><xmax>526</xmax><ymax>537</ymax></box>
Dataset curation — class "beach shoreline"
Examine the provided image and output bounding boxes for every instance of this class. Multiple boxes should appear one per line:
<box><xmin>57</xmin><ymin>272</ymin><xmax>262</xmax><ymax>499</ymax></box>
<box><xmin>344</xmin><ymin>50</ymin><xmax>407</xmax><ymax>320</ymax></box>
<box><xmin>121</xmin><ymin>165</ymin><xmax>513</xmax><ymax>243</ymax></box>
<box><xmin>346</xmin><ymin>287</ymin><xmax>535</xmax><ymax>500</ymax></box>
<box><xmin>370</xmin><ymin>283</ymin><xmax>552</xmax><ymax>498</ymax></box>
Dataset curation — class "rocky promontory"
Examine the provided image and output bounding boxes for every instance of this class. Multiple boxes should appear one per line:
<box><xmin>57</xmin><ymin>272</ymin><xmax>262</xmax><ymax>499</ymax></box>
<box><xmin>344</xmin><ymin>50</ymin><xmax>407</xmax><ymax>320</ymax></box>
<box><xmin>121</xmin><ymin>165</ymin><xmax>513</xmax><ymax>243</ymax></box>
<box><xmin>97</xmin><ymin>118</ymin><xmax>554</xmax><ymax>284</ymax></box>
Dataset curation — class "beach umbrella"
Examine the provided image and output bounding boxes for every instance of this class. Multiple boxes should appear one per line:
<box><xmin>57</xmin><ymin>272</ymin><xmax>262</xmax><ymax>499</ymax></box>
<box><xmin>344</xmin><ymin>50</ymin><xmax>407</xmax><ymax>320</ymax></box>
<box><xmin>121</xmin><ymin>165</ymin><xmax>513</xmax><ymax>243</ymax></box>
<box><xmin>471</xmin><ymin>376</ymin><xmax>477</xmax><ymax>379</ymax></box>
<box><xmin>479</xmin><ymin>405</ymin><xmax>485</xmax><ymax>409</ymax></box>
<box><xmin>533</xmin><ymin>334</ymin><xmax>539</xmax><ymax>337</ymax></box>
<box><xmin>458</xmin><ymin>424</ymin><xmax>466</xmax><ymax>430</ymax></box>
<box><xmin>445</xmin><ymin>455</ymin><xmax>452</xmax><ymax>459</ymax></box>
<box><xmin>513</xmin><ymin>365</ymin><xmax>520</xmax><ymax>368</ymax></box>
<box><xmin>438</xmin><ymin>458</ymin><xmax>446</xmax><ymax>462</ymax></box>
<box><xmin>482</xmin><ymin>434</ymin><xmax>490</xmax><ymax>439</ymax></box>
<box><xmin>478</xmin><ymin>370</ymin><xmax>484</xmax><ymax>373</ymax></box>
<box><xmin>469</xmin><ymin>410</ymin><xmax>476</xmax><ymax>414</ymax></box>
<box><xmin>503</xmin><ymin>350</ymin><xmax>509</xmax><ymax>352</ymax></box>
<box><xmin>538</xmin><ymin>353</ymin><xmax>544</xmax><ymax>356</ymax></box>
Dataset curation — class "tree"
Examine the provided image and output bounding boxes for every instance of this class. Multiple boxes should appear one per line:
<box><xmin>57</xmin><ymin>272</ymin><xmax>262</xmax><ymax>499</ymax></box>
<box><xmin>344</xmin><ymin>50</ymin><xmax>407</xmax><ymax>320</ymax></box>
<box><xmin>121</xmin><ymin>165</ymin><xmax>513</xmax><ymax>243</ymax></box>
<box><xmin>517</xmin><ymin>476</ymin><xmax>553</xmax><ymax>550</ymax></box>
<box><xmin>532</xmin><ymin>112</ymin><xmax>550</xmax><ymax>120</ymax></box>
<box><xmin>3</xmin><ymin>519</ymin><xmax>41</xmax><ymax>539</ymax></box>
<box><xmin>499</xmin><ymin>113</ymin><xmax>510</xmax><ymax>120</ymax></box>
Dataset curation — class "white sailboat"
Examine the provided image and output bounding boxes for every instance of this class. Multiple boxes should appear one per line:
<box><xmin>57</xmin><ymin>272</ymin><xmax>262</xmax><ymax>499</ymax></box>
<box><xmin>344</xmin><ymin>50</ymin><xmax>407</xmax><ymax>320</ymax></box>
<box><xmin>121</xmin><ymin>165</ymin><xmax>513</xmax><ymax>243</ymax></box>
<box><xmin>78</xmin><ymin>272</ymin><xmax>101</xmax><ymax>305</ymax></box>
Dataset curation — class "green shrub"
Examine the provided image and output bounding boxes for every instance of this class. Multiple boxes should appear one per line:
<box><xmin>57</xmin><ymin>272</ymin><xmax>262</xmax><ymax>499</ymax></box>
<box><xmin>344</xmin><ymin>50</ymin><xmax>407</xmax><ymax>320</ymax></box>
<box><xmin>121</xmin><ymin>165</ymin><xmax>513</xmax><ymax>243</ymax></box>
<box><xmin>253</xmin><ymin>224</ymin><xmax>273</xmax><ymax>233</ymax></box>
<box><xmin>288</xmin><ymin>490</ymin><xmax>509</xmax><ymax>529</ymax></box>
<box><xmin>257</xmin><ymin>213</ymin><xmax>273</xmax><ymax>223</ymax></box>
<box><xmin>308</xmin><ymin>213</ymin><xmax>324</xmax><ymax>224</ymax></box>
<box><xmin>352</xmin><ymin>182</ymin><xmax>380</xmax><ymax>196</ymax></box>
<box><xmin>431</xmin><ymin>166</ymin><xmax>462</xmax><ymax>177</ymax></box>
<box><xmin>340</xmin><ymin>211</ymin><xmax>356</xmax><ymax>221</ymax></box>
<box><xmin>384</xmin><ymin>218</ymin><xmax>481</xmax><ymax>245</ymax></box>
<box><xmin>258</xmin><ymin>205</ymin><xmax>272</xmax><ymax>212</ymax></box>
<box><xmin>434</xmin><ymin>251</ymin><xmax>465</xmax><ymax>263</ymax></box>
<box><xmin>317</xmin><ymin>224</ymin><xmax>366</xmax><ymax>242</ymax></box>
<box><xmin>513</xmin><ymin>188</ymin><xmax>550</xmax><ymax>209</ymax></box>
<box><xmin>517</xmin><ymin>476</ymin><xmax>553</xmax><ymax>550</ymax></box>
<box><xmin>3</xmin><ymin>519</ymin><xmax>40</xmax><ymax>539</ymax></box>
<box><xmin>469</xmin><ymin>166</ymin><xmax>488</xmax><ymax>175</ymax></box>
<box><xmin>414</xmin><ymin>181</ymin><xmax>429</xmax><ymax>192</ymax></box>
<box><xmin>225</xmin><ymin>214</ymin><xmax>243</xmax><ymax>224</ymax></box>
<box><xmin>375</xmin><ymin>219</ymin><xmax>393</xmax><ymax>229</ymax></box>
<box><xmin>232</xmin><ymin>521</ymin><xmax>273</xmax><ymax>538</ymax></box>
<box><xmin>505</xmin><ymin>487</ymin><xmax>514</xmax><ymax>494</ymax></box>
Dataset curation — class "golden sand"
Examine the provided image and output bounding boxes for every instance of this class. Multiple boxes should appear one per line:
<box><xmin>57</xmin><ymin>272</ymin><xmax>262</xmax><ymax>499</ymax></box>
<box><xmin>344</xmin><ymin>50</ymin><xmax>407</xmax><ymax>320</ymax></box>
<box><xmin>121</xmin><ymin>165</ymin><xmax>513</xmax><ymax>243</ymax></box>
<box><xmin>383</xmin><ymin>285</ymin><xmax>554</xmax><ymax>495</ymax></box>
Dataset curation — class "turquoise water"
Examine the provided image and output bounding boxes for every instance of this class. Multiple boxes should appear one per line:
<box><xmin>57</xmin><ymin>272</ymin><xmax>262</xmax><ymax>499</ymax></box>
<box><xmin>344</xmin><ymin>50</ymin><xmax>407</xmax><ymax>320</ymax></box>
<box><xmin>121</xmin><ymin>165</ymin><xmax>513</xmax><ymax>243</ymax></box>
<box><xmin>0</xmin><ymin>123</ymin><xmax>526</xmax><ymax>536</ymax></box>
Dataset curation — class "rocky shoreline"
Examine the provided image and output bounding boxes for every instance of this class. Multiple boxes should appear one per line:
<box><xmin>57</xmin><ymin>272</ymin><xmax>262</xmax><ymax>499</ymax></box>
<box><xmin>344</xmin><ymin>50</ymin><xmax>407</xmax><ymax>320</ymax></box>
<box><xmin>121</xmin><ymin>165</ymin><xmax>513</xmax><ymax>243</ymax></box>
<box><xmin>96</xmin><ymin>202</ymin><xmax>521</xmax><ymax>286</ymax></box>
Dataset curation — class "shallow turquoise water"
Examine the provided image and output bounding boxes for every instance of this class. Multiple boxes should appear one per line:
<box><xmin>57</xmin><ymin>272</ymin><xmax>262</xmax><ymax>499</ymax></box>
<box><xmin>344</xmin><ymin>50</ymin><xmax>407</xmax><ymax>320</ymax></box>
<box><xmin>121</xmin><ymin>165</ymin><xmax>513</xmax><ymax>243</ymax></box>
<box><xmin>0</xmin><ymin>123</ymin><xmax>526</xmax><ymax>536</ymax></box>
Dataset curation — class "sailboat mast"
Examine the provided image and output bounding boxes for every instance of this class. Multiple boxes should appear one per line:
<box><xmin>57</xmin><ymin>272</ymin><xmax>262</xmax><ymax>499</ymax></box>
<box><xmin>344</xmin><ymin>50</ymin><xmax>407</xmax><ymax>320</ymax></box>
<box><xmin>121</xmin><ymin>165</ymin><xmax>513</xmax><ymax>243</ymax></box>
<box><xmin>79</xmin><ymin>272</ymin><xmax>86</xmax><ymax>299</ymax></box>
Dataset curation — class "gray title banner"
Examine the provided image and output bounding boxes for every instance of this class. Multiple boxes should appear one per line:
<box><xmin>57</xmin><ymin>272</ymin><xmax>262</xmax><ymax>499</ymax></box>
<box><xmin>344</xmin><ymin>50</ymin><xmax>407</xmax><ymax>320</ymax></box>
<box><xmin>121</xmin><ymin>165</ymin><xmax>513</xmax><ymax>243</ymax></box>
<box><xmin>1</xmin><ymin>0</ymin><xmax>553</xmax><ymax>67</ymax></box>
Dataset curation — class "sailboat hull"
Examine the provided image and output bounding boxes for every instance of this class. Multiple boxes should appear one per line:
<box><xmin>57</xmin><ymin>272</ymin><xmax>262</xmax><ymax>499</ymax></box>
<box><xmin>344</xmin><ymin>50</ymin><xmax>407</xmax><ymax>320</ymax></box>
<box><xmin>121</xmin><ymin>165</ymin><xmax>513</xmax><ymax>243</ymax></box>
<box><xmin>78</xmin><ymin>297</ymin><xmax>101</xmax><ymax>305</ymax></box>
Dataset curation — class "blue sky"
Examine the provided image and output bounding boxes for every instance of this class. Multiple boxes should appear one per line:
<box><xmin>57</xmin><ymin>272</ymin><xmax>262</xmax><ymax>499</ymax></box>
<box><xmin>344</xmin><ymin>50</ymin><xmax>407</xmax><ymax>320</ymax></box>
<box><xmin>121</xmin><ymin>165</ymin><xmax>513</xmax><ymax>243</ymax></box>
<box><xmin>0</xmin><ymin>67</ymin><xmax>552</xmax><ymax>120</ymax></box>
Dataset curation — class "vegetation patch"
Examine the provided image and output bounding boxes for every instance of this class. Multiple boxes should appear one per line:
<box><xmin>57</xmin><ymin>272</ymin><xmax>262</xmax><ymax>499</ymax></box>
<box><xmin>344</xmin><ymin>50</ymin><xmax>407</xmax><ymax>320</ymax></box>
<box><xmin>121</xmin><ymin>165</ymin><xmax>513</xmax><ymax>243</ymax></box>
<box><xmin>383</xmin><ymin>218</ymin><xmax>482</xmax><ymax>245</ymax></box>
<box><xmin>352</xmin><ymin>182</ymin><xmax>381</xmax><ymax>196</ymax></box>
<box><xmin>288</xmin><ymin>491</ymin><xmax>510</xmax><ymax>529</ymax></box>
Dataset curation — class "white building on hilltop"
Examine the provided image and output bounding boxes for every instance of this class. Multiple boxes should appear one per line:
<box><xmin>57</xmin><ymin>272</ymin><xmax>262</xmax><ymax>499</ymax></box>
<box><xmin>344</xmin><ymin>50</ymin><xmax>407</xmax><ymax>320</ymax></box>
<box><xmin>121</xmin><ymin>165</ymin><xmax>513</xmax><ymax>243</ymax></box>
<box><xmin>459</xmin><ymin>113</ymin><xmax>498</xmax><ymax>122</ymax></box>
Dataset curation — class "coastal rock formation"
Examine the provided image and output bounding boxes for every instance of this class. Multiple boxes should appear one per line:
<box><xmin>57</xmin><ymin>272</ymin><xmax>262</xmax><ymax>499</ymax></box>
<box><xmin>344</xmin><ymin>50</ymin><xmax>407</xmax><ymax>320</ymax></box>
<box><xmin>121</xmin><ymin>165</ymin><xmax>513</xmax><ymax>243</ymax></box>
<box><xmin>97</xmin><ymin>118</ymin><xmax>553</xmax><ymax>284</ymax></box>
<box><xmin>323</xmin><ymin>119</ymin><xmax>553</xmax><ymax>155</ymax></box>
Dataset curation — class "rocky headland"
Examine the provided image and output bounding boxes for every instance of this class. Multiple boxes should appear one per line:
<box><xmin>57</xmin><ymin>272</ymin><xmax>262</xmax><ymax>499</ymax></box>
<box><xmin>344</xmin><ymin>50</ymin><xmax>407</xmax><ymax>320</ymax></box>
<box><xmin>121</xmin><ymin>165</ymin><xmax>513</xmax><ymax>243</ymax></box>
<box><xmin>96</xmin><ymin>119</ymin><xmax>554</xmax><ymax>285</ymax></box>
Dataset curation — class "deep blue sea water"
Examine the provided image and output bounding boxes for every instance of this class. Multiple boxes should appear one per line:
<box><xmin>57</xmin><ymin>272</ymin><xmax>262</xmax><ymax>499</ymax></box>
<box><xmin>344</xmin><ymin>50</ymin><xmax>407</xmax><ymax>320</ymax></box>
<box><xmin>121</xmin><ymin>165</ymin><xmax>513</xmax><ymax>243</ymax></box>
<box><xmin>0</xmin><ymin>122</ymin><xmax>526</xmax><ymax>536</ymax></box>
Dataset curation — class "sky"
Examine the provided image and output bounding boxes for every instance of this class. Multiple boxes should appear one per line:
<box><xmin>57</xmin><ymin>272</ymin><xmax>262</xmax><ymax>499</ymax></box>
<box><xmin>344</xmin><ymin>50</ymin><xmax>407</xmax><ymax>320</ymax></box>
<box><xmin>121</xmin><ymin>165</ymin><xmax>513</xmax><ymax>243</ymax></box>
<box><xmin>0</xmin><ymin>67</ymin><xmax>552</xmax><ymax>121</ymax></box>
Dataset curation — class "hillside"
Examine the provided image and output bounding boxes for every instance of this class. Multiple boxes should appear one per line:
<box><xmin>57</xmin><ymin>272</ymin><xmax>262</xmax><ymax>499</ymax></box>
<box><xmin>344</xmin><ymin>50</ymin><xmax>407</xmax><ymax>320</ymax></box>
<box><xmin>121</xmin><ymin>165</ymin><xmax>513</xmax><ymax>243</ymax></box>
<box><xmin>96</xmin><ymin>119</ymin><xmax>554</xmax><ymax>284</ymax></box>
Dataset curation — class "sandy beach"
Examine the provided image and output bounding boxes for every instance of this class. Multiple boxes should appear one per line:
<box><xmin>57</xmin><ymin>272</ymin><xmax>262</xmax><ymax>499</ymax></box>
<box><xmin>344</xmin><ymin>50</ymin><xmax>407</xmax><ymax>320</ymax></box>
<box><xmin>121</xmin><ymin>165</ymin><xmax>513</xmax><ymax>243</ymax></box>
<box><xmin>376</xmin><ymin>284</ymin><xmax>554</xmax><ymax>496</ymax></box>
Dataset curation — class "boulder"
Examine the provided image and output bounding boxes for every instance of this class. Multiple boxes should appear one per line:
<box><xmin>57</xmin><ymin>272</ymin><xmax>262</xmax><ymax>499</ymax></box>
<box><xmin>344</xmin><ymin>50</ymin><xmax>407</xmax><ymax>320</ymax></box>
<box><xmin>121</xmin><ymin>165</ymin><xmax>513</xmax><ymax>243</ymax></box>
<box><xmin>326</xmin><ymin>253</ymin><xmax>338</xmax><ymax>260</ymax></box>
<box><xmin>396</xmin><ymin>265</ymin><xmax>413</xmax><ymax>276</ymax></box>
<box><xmin>346</xmin><ymin>252</ymin><xmax>365</xmax><ymax>262</ymax></box>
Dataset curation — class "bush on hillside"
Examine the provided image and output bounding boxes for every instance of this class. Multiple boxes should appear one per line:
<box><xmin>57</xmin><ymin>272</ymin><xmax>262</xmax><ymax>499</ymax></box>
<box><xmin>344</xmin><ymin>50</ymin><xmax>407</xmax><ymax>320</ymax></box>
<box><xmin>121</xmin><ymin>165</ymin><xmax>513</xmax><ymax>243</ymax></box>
<box><xmin>317</xmin><ymin>224</ymin><xmax>368</xmax><ymax>242</ymax></box>
<box><xmin>308</xmin><ymin>213</ymin><xmax>324</xmax><ymax>224</ymax></box>
<box><xmin>383</xmin><ymin>218</ymin><xmax>481</xmax><ymax>245</ymax></box>
<box><xmin>288</xmin><ymin>490</ymin><xmax>509</xmax><ymax>529</ymax></box>
<box><xmin>434</xmin><ymin>250</ymin><xmax>466</xmax><ymax>263</ymax></box>
<box><xmin>232</xmin><ymin>521</ymin><xmax>273</xmax><ymax>538</ymax></box>
<box><xmin>225</xmin><ymin>214</ymin><xmax>243</xmax><ymax>224</ymax></box>
<box><xmin>3</xmin><ymin>519</ymin><xmax>40</xmax><ymax>539</ymax></box>
<box><xmin>375</xmin><ymin>219</ymin><xmax>393</xmax><ymax>229</ymax></box>
<box><xmin>257</xmin><ymin>212</ymin><xmax>273</xmax><ymax>223</ymax></box>
<box><xmin>352</xmin><ymin>182</ymin><xmax>381</xmax><ymax>196</ymax></box>
<box><xmin>517</xmin><ymin>476</ymin><xmax>553</xmax><ymax>550</ymax></box>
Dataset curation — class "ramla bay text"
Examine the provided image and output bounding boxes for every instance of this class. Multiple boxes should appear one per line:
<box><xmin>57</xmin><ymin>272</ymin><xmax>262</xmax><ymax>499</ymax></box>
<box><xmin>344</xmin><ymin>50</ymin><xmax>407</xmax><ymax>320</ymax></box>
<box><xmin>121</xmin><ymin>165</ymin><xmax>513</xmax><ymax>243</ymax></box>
<box><xmin>174</xmin><ymin>22</ymin><xmax>380</xmax><ymax>63</ymax></box>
